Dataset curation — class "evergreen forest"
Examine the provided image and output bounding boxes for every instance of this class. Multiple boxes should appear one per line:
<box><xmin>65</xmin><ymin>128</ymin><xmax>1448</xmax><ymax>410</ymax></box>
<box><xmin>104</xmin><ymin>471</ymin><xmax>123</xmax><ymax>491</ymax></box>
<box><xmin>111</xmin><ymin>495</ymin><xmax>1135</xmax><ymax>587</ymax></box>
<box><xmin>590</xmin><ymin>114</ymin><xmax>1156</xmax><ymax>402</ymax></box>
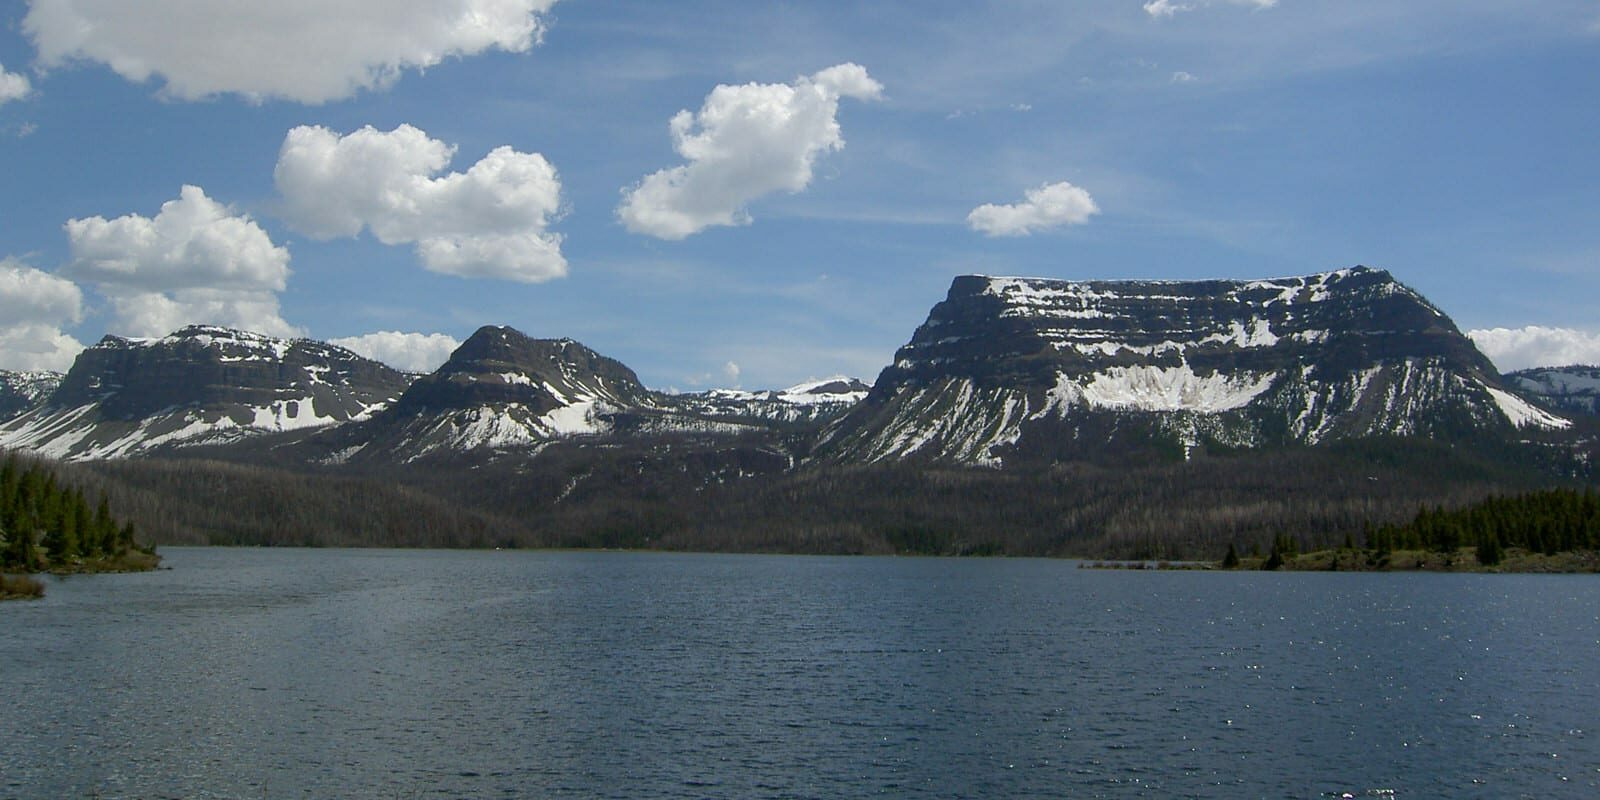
<box><xmin>1369</xmin><ymin>488</ymin><xmax>1600</xmax><ymax>566</ymax></box>
<box><xmin>1</xmin><ymin>453</ymin><xmax>147</xmax><ymax>575</ymax></box>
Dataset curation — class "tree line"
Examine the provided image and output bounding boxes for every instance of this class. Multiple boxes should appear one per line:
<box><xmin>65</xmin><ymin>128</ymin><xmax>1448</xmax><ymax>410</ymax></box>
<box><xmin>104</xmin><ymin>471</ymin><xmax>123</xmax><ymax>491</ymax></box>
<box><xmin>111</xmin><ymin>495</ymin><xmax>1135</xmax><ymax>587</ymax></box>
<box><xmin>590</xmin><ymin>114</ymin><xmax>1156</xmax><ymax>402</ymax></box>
<box><xmin>1</xmin><ymin>453</ymin><xmax>141</xmax><ymax>572</ymax></box>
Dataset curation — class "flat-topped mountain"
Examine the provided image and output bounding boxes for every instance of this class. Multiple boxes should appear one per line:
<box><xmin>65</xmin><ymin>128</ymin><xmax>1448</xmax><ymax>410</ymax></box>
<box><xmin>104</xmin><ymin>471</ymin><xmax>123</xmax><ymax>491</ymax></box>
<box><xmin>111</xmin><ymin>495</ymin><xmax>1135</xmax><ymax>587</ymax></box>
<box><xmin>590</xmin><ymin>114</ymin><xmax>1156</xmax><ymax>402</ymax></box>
<box><xmin>819</xmin><ymin>267</ymin><xmax>1567</xmax><ymax>466</ymax></box>
<box><xmin>0</xmin><ymin>325</ymin><xmax>411</xmax><ymax>460</ymax></box>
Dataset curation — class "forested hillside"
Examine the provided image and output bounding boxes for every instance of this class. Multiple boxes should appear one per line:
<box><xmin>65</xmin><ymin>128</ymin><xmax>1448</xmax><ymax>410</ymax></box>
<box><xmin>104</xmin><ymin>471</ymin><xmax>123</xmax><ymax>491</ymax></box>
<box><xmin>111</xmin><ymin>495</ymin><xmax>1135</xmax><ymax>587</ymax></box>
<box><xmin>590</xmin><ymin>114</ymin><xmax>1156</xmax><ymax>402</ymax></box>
<box><xmin>64</xmin><ymin>433</ymin><xmax>1573</xmax><ymax>560</ymax></box>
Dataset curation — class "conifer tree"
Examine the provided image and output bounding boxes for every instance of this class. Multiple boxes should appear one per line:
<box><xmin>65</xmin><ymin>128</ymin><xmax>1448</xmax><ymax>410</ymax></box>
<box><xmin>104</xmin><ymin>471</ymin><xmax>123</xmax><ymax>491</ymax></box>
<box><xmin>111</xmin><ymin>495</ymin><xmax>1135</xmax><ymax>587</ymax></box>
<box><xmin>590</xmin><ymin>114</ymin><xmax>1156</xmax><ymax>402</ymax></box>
<box><xmin>1222</xmin><ymin>542</ymin><xmax>1240</xmax><ymax>569</ymax></box>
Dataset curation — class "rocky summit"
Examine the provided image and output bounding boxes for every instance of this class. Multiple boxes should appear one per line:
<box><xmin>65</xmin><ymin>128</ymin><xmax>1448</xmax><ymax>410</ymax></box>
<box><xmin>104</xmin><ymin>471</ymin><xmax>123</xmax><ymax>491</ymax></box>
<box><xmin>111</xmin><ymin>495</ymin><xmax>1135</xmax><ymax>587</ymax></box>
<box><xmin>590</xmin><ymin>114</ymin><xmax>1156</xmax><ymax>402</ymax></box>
<box><xmin>819</xmin><ymin>267</ymin><xmax>1568</xmax><ymax>466</ymax></box>
<box><xmin>0</xmin><ymin>325</ymin><xmax>411</xmax><ymax>460</ymax></box>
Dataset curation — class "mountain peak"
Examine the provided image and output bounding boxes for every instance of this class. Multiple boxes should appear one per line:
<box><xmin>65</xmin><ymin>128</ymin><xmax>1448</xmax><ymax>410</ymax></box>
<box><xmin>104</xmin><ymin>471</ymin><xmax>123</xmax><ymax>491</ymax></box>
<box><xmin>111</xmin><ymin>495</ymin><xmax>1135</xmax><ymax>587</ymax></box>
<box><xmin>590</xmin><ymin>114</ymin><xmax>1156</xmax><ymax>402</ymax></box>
<box><xmin>372</xmin><ymin>327</ymin><xmax>653</xmax><ymax>454</ymax></box>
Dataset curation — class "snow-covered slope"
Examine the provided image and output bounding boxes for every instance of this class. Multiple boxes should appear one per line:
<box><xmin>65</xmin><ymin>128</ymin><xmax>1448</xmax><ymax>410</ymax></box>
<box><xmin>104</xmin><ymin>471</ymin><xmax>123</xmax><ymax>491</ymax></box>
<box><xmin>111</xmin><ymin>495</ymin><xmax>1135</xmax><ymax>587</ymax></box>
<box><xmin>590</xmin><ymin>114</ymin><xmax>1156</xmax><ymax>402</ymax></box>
<box><xmin>0</xmin><ymin>371</ymin><xmax>63</xmax><ymax>422</ymax></box>
<box><xmin>1508</xmin><ymin>365</ymin><xmax>1600</xmax><ymax>417</ymax></box>
<box><xmin>0</xmin><ymin>325</ymin><xmax>411</xmax><ymax>460</ymax></box>
<box><xmin>821</xmin><ymin>267</ymin><xmax>1566</xmax><ymax>466</ymax></box>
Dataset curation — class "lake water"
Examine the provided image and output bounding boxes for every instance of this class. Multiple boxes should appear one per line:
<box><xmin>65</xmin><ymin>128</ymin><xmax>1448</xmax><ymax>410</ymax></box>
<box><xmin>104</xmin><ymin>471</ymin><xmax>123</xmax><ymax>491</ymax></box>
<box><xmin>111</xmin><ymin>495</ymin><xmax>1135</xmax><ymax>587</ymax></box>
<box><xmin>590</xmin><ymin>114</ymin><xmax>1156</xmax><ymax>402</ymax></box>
<box><xmin>3</xmin><ymin>548</ymin><xmax>1598</xmax><ymax>799</ymax></box>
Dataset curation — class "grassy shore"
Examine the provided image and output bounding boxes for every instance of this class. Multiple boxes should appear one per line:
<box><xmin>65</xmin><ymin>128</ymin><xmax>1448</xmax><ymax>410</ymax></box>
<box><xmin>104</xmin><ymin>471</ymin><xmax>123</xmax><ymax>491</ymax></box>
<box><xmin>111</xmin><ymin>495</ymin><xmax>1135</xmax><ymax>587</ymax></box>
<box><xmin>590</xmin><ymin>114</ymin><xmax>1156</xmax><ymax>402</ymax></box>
<box><xmin>1</xmin><ymin>572</ymin><xmax>46</xmax><ymax>599</ymax></box>
<box><xmin>45</xmin><ymin>548</ymin><xmax>163</xmax><ymax>576</ymax></box>
<box><xmin>1</xmin><ymin>549</ymin><xmax>162</xmax><ymax>601</ymax></box>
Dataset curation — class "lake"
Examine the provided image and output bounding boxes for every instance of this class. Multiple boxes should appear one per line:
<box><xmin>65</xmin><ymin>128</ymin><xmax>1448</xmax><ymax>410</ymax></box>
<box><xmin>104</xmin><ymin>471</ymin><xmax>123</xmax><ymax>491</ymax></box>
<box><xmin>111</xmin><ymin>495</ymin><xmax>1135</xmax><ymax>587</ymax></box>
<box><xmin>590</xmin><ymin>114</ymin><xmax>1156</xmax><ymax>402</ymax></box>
<box><xmin>3</xmin><ymin>548</ymin><xmax>1598</xmax><ymax>798</ymax></box>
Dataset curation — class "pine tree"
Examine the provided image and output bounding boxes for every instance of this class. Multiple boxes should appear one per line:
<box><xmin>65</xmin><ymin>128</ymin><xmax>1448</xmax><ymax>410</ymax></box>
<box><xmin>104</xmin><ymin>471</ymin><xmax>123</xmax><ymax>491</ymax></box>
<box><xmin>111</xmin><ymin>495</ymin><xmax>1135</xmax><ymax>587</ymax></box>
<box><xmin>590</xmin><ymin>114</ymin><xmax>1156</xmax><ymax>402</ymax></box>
<box><xmin>1262</xmin><ymin>540</ymin><xmax>1284</xmax><ymax>570</ymax></box>
<box><xmin>1222</xmin><ymin>542</ymin><xmax>1240</xmax><ymax>568</ymax></box>
<box><xmin>1477</xmin><ymin>531</ymin><xmax>1503</xmax><ymax>566</ymax></box>
<box><xmin>93</xmin><ymin>497</ymin><xmax>118</xmax><ymax>555</ymax></box>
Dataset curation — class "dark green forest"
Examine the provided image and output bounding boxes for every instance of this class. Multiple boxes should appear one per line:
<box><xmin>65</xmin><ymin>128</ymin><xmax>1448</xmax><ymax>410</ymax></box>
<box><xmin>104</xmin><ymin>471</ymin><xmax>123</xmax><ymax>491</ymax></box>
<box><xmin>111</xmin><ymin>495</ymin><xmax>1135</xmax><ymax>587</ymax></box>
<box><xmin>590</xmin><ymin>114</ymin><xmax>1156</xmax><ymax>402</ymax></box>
<box><xmin>1</xmin><ymin>452</ymin><xmax>150</xmax><ymax>576</ymax></box>
<box><xmin>1369</xmin><ymin>488</ymin><xmax>1600</xmax><ymax>565</ymax></box>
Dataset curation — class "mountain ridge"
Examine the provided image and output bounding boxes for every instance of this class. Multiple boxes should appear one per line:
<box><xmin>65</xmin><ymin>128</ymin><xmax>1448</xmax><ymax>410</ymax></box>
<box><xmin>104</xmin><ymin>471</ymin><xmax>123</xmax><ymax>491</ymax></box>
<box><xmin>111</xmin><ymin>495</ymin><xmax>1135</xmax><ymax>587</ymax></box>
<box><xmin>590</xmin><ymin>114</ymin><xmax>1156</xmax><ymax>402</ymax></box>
<box><xmin>0</xmin><ymin>267</ymin><xmax>1580</xmax><ymax>474</ymax></box>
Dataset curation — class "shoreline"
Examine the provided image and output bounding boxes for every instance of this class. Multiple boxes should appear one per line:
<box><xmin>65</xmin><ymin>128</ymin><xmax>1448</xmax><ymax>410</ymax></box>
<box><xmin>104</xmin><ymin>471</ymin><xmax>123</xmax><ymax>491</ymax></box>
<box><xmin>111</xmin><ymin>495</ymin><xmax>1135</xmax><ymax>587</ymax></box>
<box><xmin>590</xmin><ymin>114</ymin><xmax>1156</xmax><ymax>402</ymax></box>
<box><xmin>1088</xmin><ymin>547</ymin><xmax>1600</xmax><ymax>573</ymax></box>
<box><xmin>1</xmin><ymin>550</ymin><xmax>163</xmax><ymax>601</ymax></box>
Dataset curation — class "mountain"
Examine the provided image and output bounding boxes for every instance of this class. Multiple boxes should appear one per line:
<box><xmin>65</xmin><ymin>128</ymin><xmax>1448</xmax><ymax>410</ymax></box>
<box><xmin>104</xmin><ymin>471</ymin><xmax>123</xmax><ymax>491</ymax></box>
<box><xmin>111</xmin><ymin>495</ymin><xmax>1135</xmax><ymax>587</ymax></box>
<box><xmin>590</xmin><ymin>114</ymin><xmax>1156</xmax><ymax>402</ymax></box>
<box><xmin>1507</xmin><ymin>366</ymin><xmax>1600</xmax><ymax>417</ymax></box>
<box><xmin>0</xmin><ymin>371</ymin><xmax>62</xmax><ymax>422</ymax></box>
<box><xmin>819</xmin><ymin>267</ymin><xmax>1569</xmax><ymax>466</ymax></box>
<box><xmin>0</xmin><ymin>325</ymin><xmax>411</xmax><ymax>460</ymax></box>
<box><xmin>305</xmin><ymin>325</ymin><xmax>866</xmax><ymax>465</ymax></box>
<box><xmin>317</xmin><ymin>325</ymin><xmax>656</xmax><ymax>462</ymax></box>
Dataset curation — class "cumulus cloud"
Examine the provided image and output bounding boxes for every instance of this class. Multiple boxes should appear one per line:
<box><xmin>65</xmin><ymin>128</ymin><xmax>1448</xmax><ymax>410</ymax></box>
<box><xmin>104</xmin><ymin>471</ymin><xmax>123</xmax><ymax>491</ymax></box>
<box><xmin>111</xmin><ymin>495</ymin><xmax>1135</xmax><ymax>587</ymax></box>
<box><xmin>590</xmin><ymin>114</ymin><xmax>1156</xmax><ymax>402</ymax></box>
<box><xmin>330</xmin><ymin>331</ymin><xmax>462</xmax><ymax>373</ymax></box>
<box><xmin>24</xmin><ymin>0</ymin><xmax>558</xmax><ymax>104</ymax></box>
<box><xmin>618</xmin><ymin>63</ymin><xmax>884</xmax><ymax>240</ymax></box>
<box><xmin>61</xmin><ymin>185</ymin><xmax>299</xmax><ymax>338</ymax></box>
<box><xmin>1144</xmin><ymin>0</ymin><xmax>1277</xmax><ymax>18</ymax></box>
<box><xmin>275</xmin><ymin>124</ymin><xmax>567</xmax><ymax>283</ymax></box>
<box><xmin>967</xmin><ymin>181</ymin><xmax>1100</xmax><ymax>237</ymax></box>
<box><xmin>0</xmin><ymin>63</ymin><xmax>32</xmax><ymax>105</ymax></box>
<box><xmin>1468</xmin><ymin>326</ymin><xmax>1600</xmax><ymax>372</ymax></box>
<box><xmin>0</xmin><ymin>257</ymin><xmax>85</xmax><ymax>371</ymax></box>
<box><xmin>107</xmin><ymin>291</ymin><xmax>300</xmax><ymax>340</ymax></box>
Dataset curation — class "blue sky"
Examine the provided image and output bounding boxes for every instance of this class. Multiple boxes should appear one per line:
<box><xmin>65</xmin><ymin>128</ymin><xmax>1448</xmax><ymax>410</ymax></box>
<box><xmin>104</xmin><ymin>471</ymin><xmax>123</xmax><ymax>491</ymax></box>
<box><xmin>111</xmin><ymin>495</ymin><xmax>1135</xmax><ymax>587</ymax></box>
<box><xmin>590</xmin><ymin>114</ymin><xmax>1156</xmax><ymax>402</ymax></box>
<box><xmin>1</xmin><ymin>0</ymin><xmax>1597</xmax><ymax>387</ymax></box>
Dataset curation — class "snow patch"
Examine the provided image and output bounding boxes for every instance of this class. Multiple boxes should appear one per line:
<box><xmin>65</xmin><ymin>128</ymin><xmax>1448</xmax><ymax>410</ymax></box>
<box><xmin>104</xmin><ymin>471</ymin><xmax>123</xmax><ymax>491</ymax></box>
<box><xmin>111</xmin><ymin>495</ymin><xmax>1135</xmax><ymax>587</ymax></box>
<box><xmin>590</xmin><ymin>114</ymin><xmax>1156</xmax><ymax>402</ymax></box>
<box><xmin>1484</xmin><ymin>385</ymin><xmax>1571</xmax><ymax>430</ymax></box>
<box><xmin>1048</xmin><ymin>365</ymin><xmax>1274</xmax><ymax>414</ymax></box>
<box><xmin>540</xmin><ymin>400</ymin><xmax>611</xmax><ymax>436</ymax></box>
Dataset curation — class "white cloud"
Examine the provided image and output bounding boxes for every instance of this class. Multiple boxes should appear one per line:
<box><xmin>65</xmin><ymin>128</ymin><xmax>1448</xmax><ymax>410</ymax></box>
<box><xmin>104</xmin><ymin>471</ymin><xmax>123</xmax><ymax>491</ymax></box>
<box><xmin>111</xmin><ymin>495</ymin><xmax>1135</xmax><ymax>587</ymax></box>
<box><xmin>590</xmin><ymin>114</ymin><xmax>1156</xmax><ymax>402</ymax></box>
<box><xmin>61</xmin><ymin>185</ymin><xmax>299</xmax><ymax>338</ymax></box>
<box><xmin>329</xmin><ymin>331</ymin><xmax>461</xmax><ymax>373</ymax></box>
<box><xmin>618</xmin><ymin>63</ymin><xmax>884</xmax><ymax>240</ymax></box>
<box><xmin>24</xmin><ymin>0</ymin><xmax>558</xmax><ymax>104</ymax></box>
<box><xmin>275</xmin><ymin>124</ymin><xmax>568</xmax><ymax>283</ymax></box>
<box><xmin>722</xmin><ymin>360</ymin><xmax>742</xmax><ymax>386</ymax></box>
<box><xmin>967</xmin><ymin>181</ymin><xmax>1100</xmax><ymax>237</ymax></box>
<box><xmin>107</xmin><ymin>290</ymin><xmax>301</xmax><ymax>340</ymax></box>
<box><xmin>64</xmin><ymin>185</ymin><xmax>289</xmax><ymax>293</ymax></box>
<box><xmin>1143</xmin><ymin>0</ymin><xmax>1191</xmax><ymax>17</ymax></box>
<box><xmin>0</xmin><ymin>63</ymin><xmax>32</xmax><ymax>105</ymax></box>
<box><xmin>0</xmin><ymin>257</ymin><xmax>85</xmax><ymax>371</ymax></box>
<box><xmin>1171</xmin><ymin>71</ymin><xmax>1199</xmax><ymax>83</ymax></box>
<box><xmin>1469</xmin><ymin>326</ymin><xmax>1600</xmax><ymax>372</ymax></box>
<box><xmin>1145</xmin><ymin>0</ymin><xmax>1277</xmax><ymax>18</ymax></box>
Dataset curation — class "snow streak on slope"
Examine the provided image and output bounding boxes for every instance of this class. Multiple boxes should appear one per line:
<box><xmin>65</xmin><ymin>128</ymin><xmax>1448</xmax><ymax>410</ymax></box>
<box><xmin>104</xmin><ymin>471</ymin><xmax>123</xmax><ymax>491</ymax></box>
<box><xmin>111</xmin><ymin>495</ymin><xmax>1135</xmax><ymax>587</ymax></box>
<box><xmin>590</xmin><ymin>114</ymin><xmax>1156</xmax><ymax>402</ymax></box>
<box><xmin>1485</xmin><ymin>386</ymin><xmax>1571</xmax><ymax>430</ymax></box>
